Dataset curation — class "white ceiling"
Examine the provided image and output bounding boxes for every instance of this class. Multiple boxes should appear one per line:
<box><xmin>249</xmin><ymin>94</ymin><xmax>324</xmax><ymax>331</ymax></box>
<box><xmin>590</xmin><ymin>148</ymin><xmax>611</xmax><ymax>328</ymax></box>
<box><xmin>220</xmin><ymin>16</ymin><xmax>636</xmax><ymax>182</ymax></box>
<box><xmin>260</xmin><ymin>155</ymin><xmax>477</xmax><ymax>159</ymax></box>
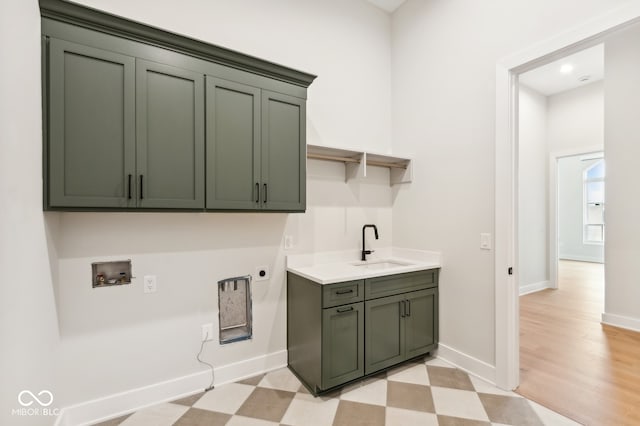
<box><xmin>519</xmin><ymin>44</ymin><xmax>604</xmax><ymax>96</ymax></box>
<box><xmin>366</xmin><ymin>0</ymin><xmax>407</xmax><ymax>13</ymax></box>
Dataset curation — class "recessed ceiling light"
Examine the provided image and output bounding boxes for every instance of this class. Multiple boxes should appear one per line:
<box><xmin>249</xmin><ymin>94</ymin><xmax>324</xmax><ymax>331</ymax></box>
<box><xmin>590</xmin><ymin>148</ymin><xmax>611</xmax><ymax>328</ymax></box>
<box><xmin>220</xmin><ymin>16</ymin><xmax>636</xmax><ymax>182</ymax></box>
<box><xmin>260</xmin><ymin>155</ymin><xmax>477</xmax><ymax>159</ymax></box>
<box><xmin>560</xmin><ymin>64</ymin><xmax>574</xmax><ymax>74</ymax></box>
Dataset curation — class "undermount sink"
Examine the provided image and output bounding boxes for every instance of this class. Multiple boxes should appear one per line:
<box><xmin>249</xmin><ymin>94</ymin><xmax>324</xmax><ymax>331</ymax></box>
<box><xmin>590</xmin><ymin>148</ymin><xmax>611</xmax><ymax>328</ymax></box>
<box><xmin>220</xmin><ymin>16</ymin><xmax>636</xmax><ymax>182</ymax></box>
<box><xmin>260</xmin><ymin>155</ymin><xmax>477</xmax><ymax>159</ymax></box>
<box><xmin>351</xmin><ymin>260</ymin><xmax>413</xmax><ymax>270</ymax></box>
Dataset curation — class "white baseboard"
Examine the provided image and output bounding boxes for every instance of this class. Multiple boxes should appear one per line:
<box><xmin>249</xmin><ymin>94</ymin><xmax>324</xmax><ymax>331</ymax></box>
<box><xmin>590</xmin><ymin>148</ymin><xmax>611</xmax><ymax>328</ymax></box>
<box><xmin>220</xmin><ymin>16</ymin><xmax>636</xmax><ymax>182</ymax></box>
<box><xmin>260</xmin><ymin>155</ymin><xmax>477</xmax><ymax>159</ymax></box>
<box><xmin>519</xmin><ymin>280</ymin><xmax>551</xmax><ymax>296</ymax></box>
<box><xmin>55</xmin><ymin>350</ymin><xmax>288</xmax><ymax>426</ymax></box>
<box><xmin>436</xmin><ymin>343</ymin><xmax>496</xmax><ymax>386</ymax></box>
<box><xmin>559</xmin><ymin>255</ymin><xmax>604</xmax><ymax>264</ymax></box>
<box><xmin>601</xmin><ymin>313</ymin><xmax>640</xmax><ymax>333</ymax></box>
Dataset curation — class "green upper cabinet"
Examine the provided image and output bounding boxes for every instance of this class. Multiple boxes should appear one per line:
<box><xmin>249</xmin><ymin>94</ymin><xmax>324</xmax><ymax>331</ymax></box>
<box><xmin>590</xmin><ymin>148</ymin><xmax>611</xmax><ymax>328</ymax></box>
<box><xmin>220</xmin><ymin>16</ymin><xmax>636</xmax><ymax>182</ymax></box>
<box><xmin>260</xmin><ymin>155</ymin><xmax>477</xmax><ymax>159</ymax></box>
<box><xmin>47</xmin><ymin>43</ymin><xmax>205</xmax><ymax>209</ymax></box>
<box><xmin>41</xmin><ymin>0</ymin><xmax>314</xmax><ymax>211</ymax></box>
<box><xmin>48</xmin><ymin>38</ymin><xmax>136</xmax><ymax>208</ymax></box>
<box><xmin>205</xmin><ymin>77</ymin><xmax>261</xmax><ymax>210</ymax></box>
<box><xmin>206</xmin><ymin>81</ymin><xmax>306</xmax><ymax>211</ymax></box>
<box><xmin>261</xmin><ymin>91</ymin><xmax>306</xmax><ymax>211</ymax></box>
<box><xmin>136</xmin><ymin>60</ymin><xmax>205</xmax><ymax>209</ymax></box>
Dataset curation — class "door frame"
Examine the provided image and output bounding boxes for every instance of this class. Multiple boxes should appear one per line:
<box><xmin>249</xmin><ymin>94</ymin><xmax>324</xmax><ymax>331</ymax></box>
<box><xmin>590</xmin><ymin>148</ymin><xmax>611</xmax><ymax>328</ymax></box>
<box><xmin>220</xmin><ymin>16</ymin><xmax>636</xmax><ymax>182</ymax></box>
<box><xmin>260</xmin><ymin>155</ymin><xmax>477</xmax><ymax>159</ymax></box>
<box><xmin>494</xmin><ymin>3</ymin><xmax>640</xmax><ymax>390</ymax></box>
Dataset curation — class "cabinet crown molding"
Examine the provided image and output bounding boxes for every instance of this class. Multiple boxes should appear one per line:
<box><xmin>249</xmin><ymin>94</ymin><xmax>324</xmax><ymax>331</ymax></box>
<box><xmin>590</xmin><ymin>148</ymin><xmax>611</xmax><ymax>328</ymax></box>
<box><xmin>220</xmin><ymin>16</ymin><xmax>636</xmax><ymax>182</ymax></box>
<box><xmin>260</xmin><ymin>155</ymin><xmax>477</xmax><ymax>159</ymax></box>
<box><xmin>39</xmin><ymin>0</ymin><xmax>317</xmax><ymax>88</ymax></box>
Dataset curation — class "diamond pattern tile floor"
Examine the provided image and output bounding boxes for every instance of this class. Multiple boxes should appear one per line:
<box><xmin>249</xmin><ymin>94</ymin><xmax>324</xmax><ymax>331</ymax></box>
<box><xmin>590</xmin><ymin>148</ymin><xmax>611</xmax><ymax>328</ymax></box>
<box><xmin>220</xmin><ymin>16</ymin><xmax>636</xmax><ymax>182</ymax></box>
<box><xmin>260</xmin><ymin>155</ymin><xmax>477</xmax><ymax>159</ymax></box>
<box><xmin>93</xmin><ymin>357</ymin><xmax>580</xmax><ymax>426</ymax></box>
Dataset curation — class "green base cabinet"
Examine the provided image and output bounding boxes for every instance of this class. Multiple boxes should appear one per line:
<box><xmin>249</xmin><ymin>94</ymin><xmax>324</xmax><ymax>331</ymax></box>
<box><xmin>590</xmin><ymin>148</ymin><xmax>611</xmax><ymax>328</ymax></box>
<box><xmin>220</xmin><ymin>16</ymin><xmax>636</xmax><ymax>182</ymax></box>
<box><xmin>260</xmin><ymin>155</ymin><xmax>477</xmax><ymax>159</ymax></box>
<box><xmin>321</xmin><ymin>302</ymin><xmax>364</xmax><ymax>389</ymax></box>
<box><xmin>287</xmin><ymin>269</ymin><xmax>439</xmax><ymax>395</ymax></box>
<box><xmin>364</xmin><ymin>288</ymin><xmax>437</xmax><ymax>374</ymax></box>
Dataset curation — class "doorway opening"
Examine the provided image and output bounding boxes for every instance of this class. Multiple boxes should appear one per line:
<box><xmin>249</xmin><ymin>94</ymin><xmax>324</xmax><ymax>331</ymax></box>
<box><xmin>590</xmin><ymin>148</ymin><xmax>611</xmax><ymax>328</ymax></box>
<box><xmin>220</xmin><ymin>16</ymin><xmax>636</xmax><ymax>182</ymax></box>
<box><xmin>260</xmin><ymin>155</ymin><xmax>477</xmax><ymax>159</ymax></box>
<box><xmin>496</xmin><ymin>5</ymin><xmax>640</xmax><ymax>424</ymax></box>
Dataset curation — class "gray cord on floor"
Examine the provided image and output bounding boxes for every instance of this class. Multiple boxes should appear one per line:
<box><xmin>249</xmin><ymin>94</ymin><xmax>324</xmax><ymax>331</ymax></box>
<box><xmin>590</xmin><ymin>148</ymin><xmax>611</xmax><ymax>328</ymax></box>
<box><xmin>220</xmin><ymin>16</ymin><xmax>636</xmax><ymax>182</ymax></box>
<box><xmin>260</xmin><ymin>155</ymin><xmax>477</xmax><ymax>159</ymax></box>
<box><xmin>197</xmin><ymin>332</ymin><xmax>215</xmax><ymax>392</ymax></box>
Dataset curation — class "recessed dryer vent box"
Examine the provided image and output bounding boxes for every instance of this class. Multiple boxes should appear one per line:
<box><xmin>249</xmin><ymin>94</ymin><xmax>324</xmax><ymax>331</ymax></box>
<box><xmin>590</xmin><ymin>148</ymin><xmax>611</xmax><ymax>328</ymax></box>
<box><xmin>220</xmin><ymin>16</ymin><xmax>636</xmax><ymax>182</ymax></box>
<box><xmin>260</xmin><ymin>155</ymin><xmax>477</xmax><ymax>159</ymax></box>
<box><xmin>218</xmin><ymin>275</ymin><xmax>252</xmax><ymax>344</ymax></box>
<box><xmin>92</xmin><ymin>260</ymin><xmax>132</xmax><ymax>288</ymax></box>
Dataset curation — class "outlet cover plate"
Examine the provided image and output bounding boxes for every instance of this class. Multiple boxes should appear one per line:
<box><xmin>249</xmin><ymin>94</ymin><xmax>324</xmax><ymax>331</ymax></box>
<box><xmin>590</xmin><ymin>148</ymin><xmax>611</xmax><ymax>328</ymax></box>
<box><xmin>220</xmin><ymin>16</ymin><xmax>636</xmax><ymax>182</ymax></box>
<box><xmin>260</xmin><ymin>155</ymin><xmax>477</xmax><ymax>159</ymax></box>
<box><xmin>144</xmin><ymin>275</ymin><xmax>157</xmax><ymax>293</ymax></box>
<box><xmin>255</xmin><ymin>265</ymin><xmax>270</xmax><ymax>282</ymax></box>
<box><xmin>201</xmin><ymin>323</ymin><xmax>214</xmax><ymax>341</ymax></box>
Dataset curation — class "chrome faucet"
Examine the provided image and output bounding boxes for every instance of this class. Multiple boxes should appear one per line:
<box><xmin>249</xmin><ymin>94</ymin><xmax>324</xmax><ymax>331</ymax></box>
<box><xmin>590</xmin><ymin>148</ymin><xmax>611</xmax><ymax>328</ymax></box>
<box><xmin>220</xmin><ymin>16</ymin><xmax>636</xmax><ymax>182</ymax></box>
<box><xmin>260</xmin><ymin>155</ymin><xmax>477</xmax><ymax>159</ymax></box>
<box><xmin>361</xmin><ymin>224</ymin><xmax>379</xmax><ymax>261</ymax></box>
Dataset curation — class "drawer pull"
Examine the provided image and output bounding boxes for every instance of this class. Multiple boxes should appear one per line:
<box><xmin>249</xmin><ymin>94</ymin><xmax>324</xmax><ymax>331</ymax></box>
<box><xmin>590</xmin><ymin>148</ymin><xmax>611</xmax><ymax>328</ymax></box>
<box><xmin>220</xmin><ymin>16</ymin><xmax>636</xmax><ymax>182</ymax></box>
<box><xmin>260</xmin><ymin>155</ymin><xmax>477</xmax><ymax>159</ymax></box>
<box><xmin>336</xmin><ymin>306</ymin><xmax>354</xmax><ymax>313</ymax></box>
<box><xmin>335</xmin><ymin>289</ymin><xmax>354</xmax><ymax>295</ymax></box>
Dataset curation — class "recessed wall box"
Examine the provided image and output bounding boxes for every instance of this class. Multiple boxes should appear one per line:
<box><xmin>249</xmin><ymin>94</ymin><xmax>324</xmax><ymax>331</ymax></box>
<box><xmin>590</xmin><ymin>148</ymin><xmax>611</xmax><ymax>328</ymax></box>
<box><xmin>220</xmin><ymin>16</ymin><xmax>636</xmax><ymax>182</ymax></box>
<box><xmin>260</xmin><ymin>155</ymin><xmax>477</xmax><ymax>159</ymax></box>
<box><xmin>92</xmin><ymin>260</ymin><xmax>132</xmax><ymax>288</ymax></box>
<box><xmin>218</xmin><ymin>275</ymin><xmax>252</xmax><ymax>344</ymax></box>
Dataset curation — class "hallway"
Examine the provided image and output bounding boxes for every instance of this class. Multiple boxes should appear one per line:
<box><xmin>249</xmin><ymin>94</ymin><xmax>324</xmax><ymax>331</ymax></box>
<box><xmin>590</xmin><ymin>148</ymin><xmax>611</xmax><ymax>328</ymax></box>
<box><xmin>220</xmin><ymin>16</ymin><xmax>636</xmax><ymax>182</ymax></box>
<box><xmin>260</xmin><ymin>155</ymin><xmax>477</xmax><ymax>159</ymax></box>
<box><xmin>518</xmin><ymin>260</ymin><xmax>640</xmax><ymax>425</ymax></box>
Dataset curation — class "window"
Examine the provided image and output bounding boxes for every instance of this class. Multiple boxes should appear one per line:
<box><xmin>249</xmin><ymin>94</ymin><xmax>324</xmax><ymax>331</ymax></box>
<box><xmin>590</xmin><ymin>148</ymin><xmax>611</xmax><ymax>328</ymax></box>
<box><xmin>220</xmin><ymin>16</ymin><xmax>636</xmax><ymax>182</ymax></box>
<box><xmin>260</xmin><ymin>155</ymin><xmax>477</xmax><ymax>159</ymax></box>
<box><xmin>583</xmin><ymin>159</ymin><xmax>605</xmax><ymax>243</ymax></box>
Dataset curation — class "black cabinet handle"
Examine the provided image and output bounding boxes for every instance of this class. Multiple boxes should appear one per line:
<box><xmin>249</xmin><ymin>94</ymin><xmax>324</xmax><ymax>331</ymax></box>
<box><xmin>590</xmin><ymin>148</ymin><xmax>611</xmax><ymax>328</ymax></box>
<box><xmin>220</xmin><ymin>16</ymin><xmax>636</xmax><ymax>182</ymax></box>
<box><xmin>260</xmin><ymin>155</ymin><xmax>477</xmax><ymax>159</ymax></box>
<box><xmin>335</xmin><ymin>289</ymin><xmax>354</xmax><ymax>295</ymax></box>
<box><xmin>336</xmin><ymin>306</ymin><xmax>354</xmax><ymax>313</ymax></box>
<box><xmin>400</xmin><ymin>300</ymin><xmax>406</xmax><ymax>317</ymax></box>
<box><xmin>127</xmin><ymin>174</ymin><xmax>132</xmax><ymax>200</ymax></box>
<box><xmin>406</xmin><ymin>299</ymin><xmax>411</xmax><ymax>317</ymax></box>
<box><xmin>139</xmin><ymin>175</ymin><xmax>144</xmax><ymax>200</ymax></box>
<box><xmin>255</xmin><ymin>182</ymin><xmax>259</xmax><ymax>203</ymax></box>
<box><xmin>263</xmin><ymin>183</ymin><xmax>267</xmax><ymax>203</ymax></box>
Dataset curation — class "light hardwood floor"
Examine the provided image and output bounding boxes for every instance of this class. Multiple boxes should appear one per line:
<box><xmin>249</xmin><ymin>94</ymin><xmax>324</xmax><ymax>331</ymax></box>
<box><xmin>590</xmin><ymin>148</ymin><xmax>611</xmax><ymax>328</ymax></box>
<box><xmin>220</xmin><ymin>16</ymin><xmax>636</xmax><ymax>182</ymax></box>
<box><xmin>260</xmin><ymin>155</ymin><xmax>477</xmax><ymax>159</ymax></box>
<box><xmin>517</xmin><ymin>260</ymin><xmax>640</xmax><ymax>426</ymax></box>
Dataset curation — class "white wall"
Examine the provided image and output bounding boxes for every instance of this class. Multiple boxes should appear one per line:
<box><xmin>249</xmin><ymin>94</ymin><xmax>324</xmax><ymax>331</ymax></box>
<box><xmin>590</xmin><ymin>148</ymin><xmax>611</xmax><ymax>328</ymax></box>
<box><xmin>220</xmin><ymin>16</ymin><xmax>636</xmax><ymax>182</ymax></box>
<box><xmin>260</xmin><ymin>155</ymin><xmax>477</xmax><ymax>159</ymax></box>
<box><xmin>603</xmin><ymin>23</ymin><xmax>640</xmax><ymax>330</ymax></box>
<box><xmin>0</xmin><ymin>1</ymin><xmax>60</xmax><ymax>425</ymax></box>
<box><xmin>518</xmin><ymin>86</ymin><xmax>549</xmax><ymax>291</ymax></box>
<box><xmin>557</xmin><ymin>156</ymin><xmax>604</xmax><ymax>262</ymax></box>
<box><xmin>547</xmin><ymin>81</ymin><xmax>605</xmax><ymax>153</ymax></box>
<box><xmin>390</xmin><ymin>0</ymin><xmax>629</xmax><ymax>371</ymax></box>
<box><xmin>1</xmin><ymin>0</ymin><xmax>395</xmax><ymax>421</ymax></box>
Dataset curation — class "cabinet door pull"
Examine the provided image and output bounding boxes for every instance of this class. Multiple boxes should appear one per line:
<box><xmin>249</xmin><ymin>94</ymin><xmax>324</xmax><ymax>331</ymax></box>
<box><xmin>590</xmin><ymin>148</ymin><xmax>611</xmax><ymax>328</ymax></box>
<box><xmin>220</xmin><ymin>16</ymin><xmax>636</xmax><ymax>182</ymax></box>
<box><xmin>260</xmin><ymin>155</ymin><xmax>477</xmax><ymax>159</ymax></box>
<box><xmin>139</xmin><ymin>175</ymin><xmax>144</xmax><ymax>200</ymax></box>
<box><xmin>336</xmin><ymin>306</ymin><xmax>354</xmax><ymax>313</ymax></box>
<box><xmin>406</xmin><ymin>299</ymin><xmax>411</xmax><ymax>317</ymax></box>
<box><xmin>263</xmin><ymin>183</ymin><xmax>268</xmax><ymax>203</ymax></box>
<box><xmin>127</xmin><ymin>174</ymin><xmax>132</xmax><ymax>200</ymax></box>
<box><xmin>255</xmin><ymin>182</ymin><xmax>259</xmax><ymax>203</ymax></box>
<box><xmin>400</xmin><ymin>300</ymin><xmax>406</xmax><ymax>317</ymax></box>
<box><xmin>335</xmin><ymin>289</ymin><xmax>354</xmax><ymax>295</ymax></box>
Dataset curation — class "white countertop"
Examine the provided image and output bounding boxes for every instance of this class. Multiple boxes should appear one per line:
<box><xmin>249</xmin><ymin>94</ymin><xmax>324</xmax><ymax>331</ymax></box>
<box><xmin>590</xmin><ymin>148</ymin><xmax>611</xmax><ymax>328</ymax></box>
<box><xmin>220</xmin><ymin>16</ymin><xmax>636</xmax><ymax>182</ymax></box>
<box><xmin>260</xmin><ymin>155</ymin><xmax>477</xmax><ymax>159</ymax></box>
<box><xmin>286</xmin><ymin>247</ymin><xmax>442</xmax><ymax>285</ymax></box>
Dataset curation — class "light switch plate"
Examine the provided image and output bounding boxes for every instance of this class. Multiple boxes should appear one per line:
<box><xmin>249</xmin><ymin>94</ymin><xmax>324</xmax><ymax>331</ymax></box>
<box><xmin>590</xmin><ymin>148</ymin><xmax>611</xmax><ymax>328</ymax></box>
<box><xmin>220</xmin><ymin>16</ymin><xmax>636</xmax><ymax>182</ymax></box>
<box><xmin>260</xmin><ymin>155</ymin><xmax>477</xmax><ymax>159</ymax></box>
<box><xmin>144</xmin><ymin>275</ymin><xmax>157</xmax><ymax>293</ymax></box>
<box><xmin>284</xmin><ymin>235</ymin><xmax>294</xmax><ymax>250</ymax></box>
<box><xmin>480</xmin><ymin>233</ymin><xmax>492</xmax><ymax>250</ymax></box>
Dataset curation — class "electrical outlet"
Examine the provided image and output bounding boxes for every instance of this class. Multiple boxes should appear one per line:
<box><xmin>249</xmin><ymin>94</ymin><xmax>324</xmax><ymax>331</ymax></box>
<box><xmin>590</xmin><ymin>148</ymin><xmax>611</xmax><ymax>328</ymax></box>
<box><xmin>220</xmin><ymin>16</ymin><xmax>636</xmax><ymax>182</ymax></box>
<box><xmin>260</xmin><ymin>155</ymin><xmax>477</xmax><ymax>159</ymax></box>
<box><xmin>255</xmin><ymin>265</ymin><xmax>270</xmax><ymax>282</ymax></box>
<box><xmin>201</xmin><ymin>323</ymin><xmax>214</xmax><ymax>342</ymax></box>
<box><xmin>284</xmin><ymin>235</ymin><xmax>294</xmax><ymax>250</ymax></box>
<box><xmin>144</xmin><ymin>275</ymin><xmax>157</xmax><ymax>293</ymax></box>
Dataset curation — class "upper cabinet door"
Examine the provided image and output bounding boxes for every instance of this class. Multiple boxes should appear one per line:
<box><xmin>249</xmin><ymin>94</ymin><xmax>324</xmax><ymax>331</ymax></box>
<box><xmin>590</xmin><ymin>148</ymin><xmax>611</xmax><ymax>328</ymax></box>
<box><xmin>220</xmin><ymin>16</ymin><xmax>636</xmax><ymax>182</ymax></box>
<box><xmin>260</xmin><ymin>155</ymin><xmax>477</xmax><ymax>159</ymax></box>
<box><xmin>48</xmin><ymin>38</ymin><xmax>135</xmax><ymax>208</ymax></box>
<box><xmin>136</xmin><ymin>59</ymin><xmax>205</xmax><ymax>209</ymax></box>
<box><xmin>205</xmin><ymin>77</ymin><xmax>261</xmax><ymax>210</ymax></box>
<box><xmin>261</xmin><ymin>91</ymin><xmax>306</xmax><ymax>212</ymax></box>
